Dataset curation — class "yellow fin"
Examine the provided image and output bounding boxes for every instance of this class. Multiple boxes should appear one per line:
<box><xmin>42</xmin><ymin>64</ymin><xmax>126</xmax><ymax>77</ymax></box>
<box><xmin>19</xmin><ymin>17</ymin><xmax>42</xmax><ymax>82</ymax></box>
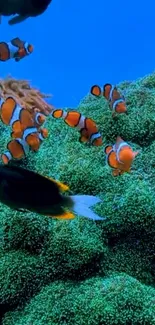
<box><xmin>53</xmin><ymin>211</ymin><xmax>75</xmax><ymax>220</ymax></box>
<box><xmin>45</xmin><ymin>176</ymin><xmax>69</xmax><ymax>192</ymax></box>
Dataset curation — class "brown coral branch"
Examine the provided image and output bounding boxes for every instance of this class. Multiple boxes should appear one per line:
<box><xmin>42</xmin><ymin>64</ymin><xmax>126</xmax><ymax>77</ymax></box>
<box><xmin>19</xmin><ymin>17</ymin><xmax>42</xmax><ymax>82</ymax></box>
<box><xmin>0</xmin><ymin>76</ymin><xmax>54</xmax><ymax>115</ymax></box>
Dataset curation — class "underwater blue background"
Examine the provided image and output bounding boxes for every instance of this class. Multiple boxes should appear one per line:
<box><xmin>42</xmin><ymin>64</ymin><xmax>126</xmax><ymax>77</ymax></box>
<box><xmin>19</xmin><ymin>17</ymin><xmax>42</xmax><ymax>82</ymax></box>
<box><xmin>1</xmin><ymin>0</ymin><xmax>155</xmax><ymax>108</ymax></box>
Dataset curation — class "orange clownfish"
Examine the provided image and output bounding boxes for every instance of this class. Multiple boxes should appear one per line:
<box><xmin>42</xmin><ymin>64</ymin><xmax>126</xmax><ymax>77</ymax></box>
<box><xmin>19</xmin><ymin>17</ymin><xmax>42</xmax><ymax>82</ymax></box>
<box><xmin>91</xmin><ymin>84</ymin><xmax>127</xmax><ymax>116</ymax></box>
<box><xmin>21</xmin><ymin>126</ymin><xmax>48</xmax><ymax>151</ymax></box>
<box><xmin>0</xmin><ymin>96</ymin><xmax>34</xmax><ymax>136</ymax></box>
<box><xmin>2</xmin><ymin>128</ymin><xmax>48</xmax><ymax>165</ymax></box>
<box><xmin>105</xmin><ymin>136</ymin><xmax>139</xmax><ymax>176</ymax></box>
<box><xmin>51</xmin><ymin>109</ymin><xmax>102</xmax><ymax>146</ymax></box>
<box><xmin>33</xmin><ymin>109</ymin><xmax>47</xmax><ymax>127</ymax></box>
<box><xmin>0</xmin><ymin>37</ymin><xmax>33</xmax><ymax>62</ymax></box>
<box><xmin>0</xmin><ymin>96</ymin><xmax>47</xmax><ymax>138</ymax></box>
<box><xmin>1</xmin><ymin>138</ymin><xmax>29</xmax><ymax>165</ymax></box>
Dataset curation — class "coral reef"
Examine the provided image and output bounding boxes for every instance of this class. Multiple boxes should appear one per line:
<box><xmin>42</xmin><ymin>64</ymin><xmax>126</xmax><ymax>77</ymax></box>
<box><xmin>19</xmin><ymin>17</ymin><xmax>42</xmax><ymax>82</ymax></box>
<box><xmin>0</xmin><ymin>76</ymin><xmax>53</xmax><ymax>115</ymax></box>
<box><xmin>1</xmin><ymin>73</ymin><xmax>155</xmax><ymax>324</ymax></box>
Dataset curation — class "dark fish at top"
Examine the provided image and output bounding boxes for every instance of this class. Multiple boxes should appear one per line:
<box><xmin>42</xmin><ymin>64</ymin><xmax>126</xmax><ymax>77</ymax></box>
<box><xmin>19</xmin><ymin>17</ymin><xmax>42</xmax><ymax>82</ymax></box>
<box><xmin>0</xmin><ymin>164</ymin><xmax>105</xmax><ymax>221</ymax></box>
<box><xmin>0</xmin><ymin>0</ymin><xmax>52</xmax><ymax>25</ymax></box>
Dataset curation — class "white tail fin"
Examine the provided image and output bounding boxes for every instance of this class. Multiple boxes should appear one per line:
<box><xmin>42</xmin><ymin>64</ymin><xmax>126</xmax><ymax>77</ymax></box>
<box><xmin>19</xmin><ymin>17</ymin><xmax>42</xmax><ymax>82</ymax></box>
<box><xmin>70</xmin><ymin>195</ymin><xmax>106</xmax><ymax>221</ymax></box>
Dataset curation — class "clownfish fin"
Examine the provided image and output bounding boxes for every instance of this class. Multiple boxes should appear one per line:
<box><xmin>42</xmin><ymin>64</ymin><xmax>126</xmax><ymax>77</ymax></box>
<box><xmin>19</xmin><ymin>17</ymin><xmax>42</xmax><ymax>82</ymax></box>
<box><xmin>104</xmin><ymin>145</ymin><xmax>113</xmax><ymax>154</ymax></box>
<box><xmin>112</xmin><ymin>169</ymin><xmax>122</xmax><ymax>176</ymax></box>
<box><xmin>8</xmin><ymin>15</ymin><xmax>29</xmax><ymax>25</ymax></box>
<box><xmin>79</xmin><ymin>135</ymin><xmax>88</xmax><ymax>143</ymax></box>
<box><xmin>69</xmin><ymin>195</ymin><xmax>106</xmax><ymax>221</ymax></box>
<box><xmin>51</xmin><ymin>211</ymin><xmax>75</xmax><ymax>220</ymax></box>
<box><xmin>45</xmin><ymin>176</ymin><xmax>69</xmax><ymax>192</ymax></box>
<box><xmin>90</xmin><ymin>85</ymin><xmax>102</xmax><ymax>97</ymax></box>
<box><xmin>116</xmin><ymin>136</ymin><xmax>123</xmax><ymax>142</ymax></box>
<box><xmin>51</xmin><ymin>109</ymin><xmax>63</xmax><ymax>118</ymax></box>
<box><xmin>133</xmin><ymin>151</ymin><xmax>139</xmax><ymax>158</ymax></box>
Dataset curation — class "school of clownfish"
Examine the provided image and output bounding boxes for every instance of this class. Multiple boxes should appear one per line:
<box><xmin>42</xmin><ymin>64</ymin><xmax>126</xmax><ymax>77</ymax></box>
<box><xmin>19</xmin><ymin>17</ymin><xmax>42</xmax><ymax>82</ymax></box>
<box><xmin>0</xmin><ymin>63</ymin><xmax>138</xmax><ymax>178</ymax></box>
<box><xmin>0</xmin><ymin>28</ymin><xmax>139</xmax><ymax>221</ymax></box>
<box><xmin>0</xmin><ymin>34</ymin><xmax>139</xmax><ymax>178</ymax></box>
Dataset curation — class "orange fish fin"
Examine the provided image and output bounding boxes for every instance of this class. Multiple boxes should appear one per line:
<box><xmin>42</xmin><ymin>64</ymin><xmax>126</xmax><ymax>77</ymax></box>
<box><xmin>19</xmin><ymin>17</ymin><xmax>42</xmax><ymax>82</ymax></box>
<box><xmin>116</xmin><ymin>136</ymin><xmax>124</xmax><ymax>144</ymax></box>
<box><xmin>52</xmin><ymin>109</ymin><xmax>63</xmax><ymax>118</ymax></box>
<box><xmin>78</xmin><ymin>127</ymin><xmax>88</xmax><ymax>143</ymax></box>
<box><xmin>53</xmin><ymin>211</ymin><xmax>75</xmax><ymax>220</ymax></box>
<box><xmin>107</xmin><ymin>151</ymin><xmax>118</xmax><ymax>169</ymax></box>
<box><xmin>105</xmin><ymin>145</ymin><xmax>113</xmax><ymax>154</ymax></box>
<box><xmin>45</xmin><ymin>176</ymin><xmax>69</xmax><ymax>192</ymax></box>
<box><xmin>90</xmin><ymin>85</ymin><xmax>102</xmax><ymax>97</ymax></box>
<box><xmin>11</xmin><ymin>37</ymin><xmax>24</xmax><ymax>48</ymax></box>
<box><xmin>79</xmin><ymin>135</ymin><xmax>88</xmax><ymax>143</ymax></box>
<box><xmin>1</xmin><ymin>153</ymin><xmax>10</xmax><ymax>164</ymax></box>
<box><xmin>103</xmin><ymin>84</ymin><xmax>112</xmax><ymax>100</ymax></box>
<box><xmin>0</xmin><ymin>42</ymin><xmax>10</xmax><ymax>61</ymax></box>
<box><xmin>112</xmin><ymin>169</ymin><xmax>122</xmax><ymax>176</ymax></box>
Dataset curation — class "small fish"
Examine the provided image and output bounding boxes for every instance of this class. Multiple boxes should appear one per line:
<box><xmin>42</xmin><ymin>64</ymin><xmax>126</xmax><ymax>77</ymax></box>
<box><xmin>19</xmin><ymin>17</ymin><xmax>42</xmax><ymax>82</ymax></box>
<box><xmin>0</xmin><ymin>0</ymin><xmax>52</xmax><ymax>25</ymax></box>
<box><xmin>105</xmin><ymin>136</ymin><xmax>139</xmax><ymax>176</ymax></box>
<box><xmin>91</xmin><ymin>84</ymin><xmax>127</xmax><ymax>116</ymax></box>
<box><xmin>33</xmin><ymin>109</ymin><xmax>46</xmax><ymax>126</ymax></box>
<box><xmin>0</xmin><ymin>97</ymin><xmax>33</xmax><ymax>135</ymax></box>
<box><xmin>1</xmin><ymin>138</ymin><xmax>29</xmax><ymax>164</ymax></box>
<box><xmin>0</xmin><ymin>164</ymin><xmax>105</xmax><ymax>221</ymax></box>
<box><xmin>21</xmin><ymin>126</ymin><xmax>48</xmax><ymax>151</ymax></box>
<box><xmin>2</xmin><ymin>127</ymin><xmax>48</xmax><ymax>164</ymax></box>
<box><xmin>0</xmin><ymin>37</ymin><xmax>33</xmax><ymax>62</ymax></box>
<box><xmin>51</xmin><ymin>109</ymin><xmax>102</xmax><ymax>146</ymax></box>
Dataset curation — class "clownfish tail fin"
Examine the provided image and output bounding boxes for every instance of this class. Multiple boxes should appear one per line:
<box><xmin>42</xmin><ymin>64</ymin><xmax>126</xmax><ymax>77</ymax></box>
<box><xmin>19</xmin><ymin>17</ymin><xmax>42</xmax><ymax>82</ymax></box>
<box><xmin>64</xmin><ymin>195</ymin><xmax>106</xmax><ymax>221</ymax></box>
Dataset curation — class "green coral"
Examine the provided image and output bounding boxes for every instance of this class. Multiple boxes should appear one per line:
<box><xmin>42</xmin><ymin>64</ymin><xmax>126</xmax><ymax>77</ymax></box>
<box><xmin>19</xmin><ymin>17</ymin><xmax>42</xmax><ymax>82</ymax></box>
<box><xmin>3</xmin><ymin>274</ymin><xmax>155</xmax><ymax>325</ymax></box>
<box><xmin>1</xmin><ymin>73</ymin><xmax>155</xmax><ymax>323</ymax></box>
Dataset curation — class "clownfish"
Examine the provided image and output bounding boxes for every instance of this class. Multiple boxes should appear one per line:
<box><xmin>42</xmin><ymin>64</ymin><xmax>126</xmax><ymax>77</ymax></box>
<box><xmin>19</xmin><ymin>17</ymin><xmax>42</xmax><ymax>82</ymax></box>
<box><xmin>0</xmin><ymin>96</ymin><xmax>47</xmax><ymax>137</ymax></box>
<box><xmin>2</xmin><ymin>128</ymin><xmax>48</xmax><ymax>164</ymax></box>
<box><xmin>21</xmin><ymin>126</ymin><xmax>48</xmax><ymax>151</ymax></box>
<box><xmin>0</xmin><ymin>37</ymin><xmax>33</xmax><ymax>62</ymax></box>
<box><xmin>0</xmin><ymin>164</ymin><xmax>105</xmax><ymax>221</ymax></box>
<box><xmin>33</xmin><ymin>109</ymin><xmax>46</xmax><ymax>127</ymax></box>
<box><xmin>105</xmin><ymin>136</ymin><xmax>139</xmax><ymax>176</ymax></box>
<box><xmin>90</xmin><ymin>84</ymin><xmax>127</xmax><ymax>116</ymax></box>
<box><xmin>0</xmin><ymin>97</ymin><xmax>33</xmax><ymax>135</ymax></box>
<box><xmin>51</xmin><ymin>109</ymin><xmax>102</xmax><ymax>146</ymax></box>
<box><xmin>1</xmin><ymin>138</ymin><xmax>29</xmax><ymax>165</ymax></box>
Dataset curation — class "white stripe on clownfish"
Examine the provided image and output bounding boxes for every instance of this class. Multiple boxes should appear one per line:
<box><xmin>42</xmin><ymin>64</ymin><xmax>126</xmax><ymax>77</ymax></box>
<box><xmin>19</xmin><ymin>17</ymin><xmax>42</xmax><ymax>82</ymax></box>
<box><xmin>16</xmin><ymin>138</ymin><xmax>29</xmax><ymax>155</ymax></box>
<box><xmin>7</xmin><ymin>41</ymin><xmax>19</xmax><ymax>59</ymax></box>
<box><xmin>3</xmin><ymin>151</ymin><xmax>12</xmax><ymax>162</ymax></box>
<box><xmin>22</xmin><ymin>127</ymin><xmax>38</xmax><ymax>141</ymax></box>
<box><xmin>76</xmin><ymin>114</ymin><xmax>85</xmax><ymax>130</ymax></box>
<box><xmin>112</xmin><ymin>98</ymin><xmax>124</xmax><ymax>111</ymax></box>
<box><xmin>34</xmin><ymin>112</ymin><xmax>44</xmax><ymax>125</ymax></box>
<box><xmin>23</xmin><ymin>42</ymin><xmax>31</xmax><ymax>55</ymax></box>
<box><xmin>109</xmin><ymin>86</ymin><xmax>115</xmax><ymax>101</ymax></box>
<box><xmin>89</xmin><ymin>132</ymin><xmax>101</xmax><ymax>144</ymax></box>
<box><xmin>114</xmin><ymin>141</ymin><xmax>131</xmax><ymax>163</ymax></box>
<box><xmin>106</xmin><ymin>147</ymin><xmax>113</xmax><ymax>165</ymax></box>
<box><xmin>9</xmin><ymin>101</ymin><xmax>23</xmax><ymax>127</ymax></box>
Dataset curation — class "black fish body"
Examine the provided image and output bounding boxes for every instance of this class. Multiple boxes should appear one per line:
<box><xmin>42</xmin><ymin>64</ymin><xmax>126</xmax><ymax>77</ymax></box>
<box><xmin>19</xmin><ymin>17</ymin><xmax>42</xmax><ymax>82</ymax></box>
<box><xmin>0</xmin><ymin>165</ymin><xmax>66</xmax><ymax>216</ymax></box>
<box><xmin>0</xmin><ymin>165</ymin><xmax>105</xmax><ymax>221</ymax></box>
<box><xmin>0</xmin><ymin>0</ymin><xmax>52</xmax><ymax>24</ymax></box>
